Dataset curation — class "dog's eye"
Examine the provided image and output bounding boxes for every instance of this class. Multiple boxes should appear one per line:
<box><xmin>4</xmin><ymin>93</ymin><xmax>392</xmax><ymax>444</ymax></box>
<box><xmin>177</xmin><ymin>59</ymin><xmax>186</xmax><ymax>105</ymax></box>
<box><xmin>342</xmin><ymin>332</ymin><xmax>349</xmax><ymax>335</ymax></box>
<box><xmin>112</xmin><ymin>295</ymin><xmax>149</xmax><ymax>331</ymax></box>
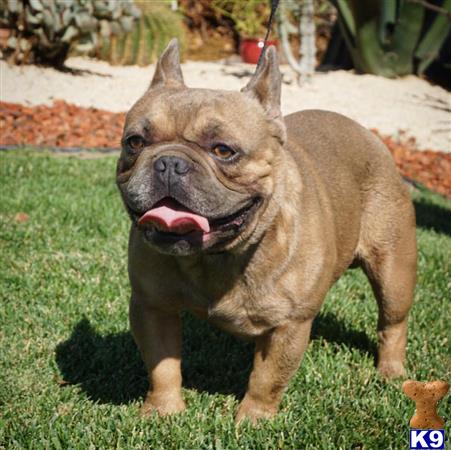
<box><xmin>211</xmin><ymin>144</ymin><xmax>237</xmax><ymax>160</ymax></box>
<box><xmin>125</xmin><ymin>135</ymin><xmax>145</xmax><ymax>152</ymax></box>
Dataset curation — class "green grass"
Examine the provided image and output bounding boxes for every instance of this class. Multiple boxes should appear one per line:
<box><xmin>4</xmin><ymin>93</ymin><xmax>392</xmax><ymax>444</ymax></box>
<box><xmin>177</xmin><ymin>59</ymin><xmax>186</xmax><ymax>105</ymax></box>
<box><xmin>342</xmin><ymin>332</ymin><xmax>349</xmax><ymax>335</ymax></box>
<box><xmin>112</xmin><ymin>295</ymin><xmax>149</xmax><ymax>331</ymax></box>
<box><xmin>1</xmin><ymin>151</ymin><xmax>450</xmax><ymax>449</ymax></box>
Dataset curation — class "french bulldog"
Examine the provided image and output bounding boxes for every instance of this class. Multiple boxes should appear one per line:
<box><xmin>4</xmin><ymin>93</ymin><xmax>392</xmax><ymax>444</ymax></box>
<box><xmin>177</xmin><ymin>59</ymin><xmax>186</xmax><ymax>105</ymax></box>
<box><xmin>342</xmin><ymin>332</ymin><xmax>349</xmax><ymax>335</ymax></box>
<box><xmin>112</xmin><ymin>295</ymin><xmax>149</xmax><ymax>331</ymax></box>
<box><xmin>116</xmin><ymin>39</ymin><xmax>417</xmax><ymax>423</ymax></box>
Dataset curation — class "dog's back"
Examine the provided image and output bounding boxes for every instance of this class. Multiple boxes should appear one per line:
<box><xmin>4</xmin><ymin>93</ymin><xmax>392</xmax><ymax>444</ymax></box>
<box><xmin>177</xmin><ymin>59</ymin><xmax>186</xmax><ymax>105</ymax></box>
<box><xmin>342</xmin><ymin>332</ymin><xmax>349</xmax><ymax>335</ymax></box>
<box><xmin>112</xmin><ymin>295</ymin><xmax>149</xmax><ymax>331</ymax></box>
<box><xmin>285</xmin><ymin>109</ymin><xmax>415</xmax><ymax>264</ymax></box>
<box><xmin>285</xmin><ymin>109</ymin><xmax>408</xmax><ymax>205</ymax></box>
<box><xmin>285</xmin><ymin>109</ymin><xmax>417</xmax><ymax>378</ymax></box>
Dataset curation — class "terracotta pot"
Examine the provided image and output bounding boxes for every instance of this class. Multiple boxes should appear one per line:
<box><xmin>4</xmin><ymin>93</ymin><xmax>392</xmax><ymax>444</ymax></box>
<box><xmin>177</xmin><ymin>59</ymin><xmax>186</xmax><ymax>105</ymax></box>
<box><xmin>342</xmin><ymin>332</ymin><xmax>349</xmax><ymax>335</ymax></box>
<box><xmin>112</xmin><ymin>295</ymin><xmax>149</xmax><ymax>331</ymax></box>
<box><xmin>239</xmin><ymin>38</ymin><xmax>278</xmax><ymax>64</ymax></box>
<box><xmin>0</xmin><ymin>28</ymin><xmax>11</xmax><ymax>48</ymax></box>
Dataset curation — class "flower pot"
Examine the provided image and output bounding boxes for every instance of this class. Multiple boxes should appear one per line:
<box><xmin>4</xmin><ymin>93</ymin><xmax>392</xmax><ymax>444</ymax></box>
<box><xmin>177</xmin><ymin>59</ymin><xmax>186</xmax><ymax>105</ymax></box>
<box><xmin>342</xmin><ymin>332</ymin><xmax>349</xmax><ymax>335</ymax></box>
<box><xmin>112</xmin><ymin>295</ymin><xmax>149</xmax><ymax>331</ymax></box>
<box><xmin>239</xmin><ymin>38</ymin><xmax>278</xmax><ymax>64</ymax></box>
<box><xmin>0</xmin><ymin>28</ymin><xmax>11</xmax><ymax>48</ymax></box>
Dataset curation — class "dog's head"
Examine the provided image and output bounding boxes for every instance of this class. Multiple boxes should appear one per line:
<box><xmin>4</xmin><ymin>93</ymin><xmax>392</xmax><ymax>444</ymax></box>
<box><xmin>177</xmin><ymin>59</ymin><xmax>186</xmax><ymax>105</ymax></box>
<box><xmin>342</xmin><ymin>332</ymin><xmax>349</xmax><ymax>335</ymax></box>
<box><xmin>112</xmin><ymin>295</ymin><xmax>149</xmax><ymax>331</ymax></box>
<box><xmin>117</xmin><ymin>39</ymin><xmax>286</xmax><ymax>256</ymax></box>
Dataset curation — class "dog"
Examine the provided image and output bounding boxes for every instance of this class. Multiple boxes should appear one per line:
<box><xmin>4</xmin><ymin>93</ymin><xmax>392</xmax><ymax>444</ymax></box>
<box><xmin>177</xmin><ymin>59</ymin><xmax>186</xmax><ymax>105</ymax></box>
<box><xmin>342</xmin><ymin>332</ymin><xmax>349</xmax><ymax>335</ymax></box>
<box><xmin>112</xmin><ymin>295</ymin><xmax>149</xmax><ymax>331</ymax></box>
<box><xmin>116</xmin><ymin>39</ymin><xmax>417</xmax><ymax>423</ymax></box>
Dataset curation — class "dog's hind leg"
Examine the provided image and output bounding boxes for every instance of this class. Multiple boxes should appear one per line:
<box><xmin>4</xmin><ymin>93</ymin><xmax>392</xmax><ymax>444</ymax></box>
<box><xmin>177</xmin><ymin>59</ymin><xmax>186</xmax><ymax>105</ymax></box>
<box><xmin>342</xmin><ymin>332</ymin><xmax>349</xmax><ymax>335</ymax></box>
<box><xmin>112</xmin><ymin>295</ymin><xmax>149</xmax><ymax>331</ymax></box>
<box><xmin>358</xmin><ymin>191</ymin><xmax>417</xmax><ymax>378</ymax></box>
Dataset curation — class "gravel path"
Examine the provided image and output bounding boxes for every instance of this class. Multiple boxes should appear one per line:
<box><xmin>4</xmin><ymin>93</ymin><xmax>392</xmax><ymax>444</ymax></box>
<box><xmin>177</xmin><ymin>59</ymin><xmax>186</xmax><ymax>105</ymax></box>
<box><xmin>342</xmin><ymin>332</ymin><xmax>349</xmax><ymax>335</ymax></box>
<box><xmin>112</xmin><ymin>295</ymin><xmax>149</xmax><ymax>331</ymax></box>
<box><xmin>1</xmin><ymin>57</ymin><xmax>450</xmax><ymax>152</ymax></box>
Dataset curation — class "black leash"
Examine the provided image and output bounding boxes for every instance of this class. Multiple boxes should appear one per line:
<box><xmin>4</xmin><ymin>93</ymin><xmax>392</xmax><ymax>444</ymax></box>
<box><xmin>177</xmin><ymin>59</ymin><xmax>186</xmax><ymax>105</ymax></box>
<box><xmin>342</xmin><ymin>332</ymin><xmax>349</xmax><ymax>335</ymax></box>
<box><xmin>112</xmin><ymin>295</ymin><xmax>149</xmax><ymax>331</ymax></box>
<box><xmin>256</xmin><ymin>0</ymin><xmax>280</xmax><ymax>67</ymax></box>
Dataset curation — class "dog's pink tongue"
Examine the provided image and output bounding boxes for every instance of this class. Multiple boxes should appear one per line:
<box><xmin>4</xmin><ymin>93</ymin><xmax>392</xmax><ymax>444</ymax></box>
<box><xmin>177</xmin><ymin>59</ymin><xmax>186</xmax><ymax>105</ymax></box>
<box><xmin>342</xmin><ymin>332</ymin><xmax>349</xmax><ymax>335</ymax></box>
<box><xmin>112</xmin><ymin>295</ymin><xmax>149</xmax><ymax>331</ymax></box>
<box><xmin>138</xmin><ymin>200</ymin><xmax>210</xmax><ymax>234</ymax></box>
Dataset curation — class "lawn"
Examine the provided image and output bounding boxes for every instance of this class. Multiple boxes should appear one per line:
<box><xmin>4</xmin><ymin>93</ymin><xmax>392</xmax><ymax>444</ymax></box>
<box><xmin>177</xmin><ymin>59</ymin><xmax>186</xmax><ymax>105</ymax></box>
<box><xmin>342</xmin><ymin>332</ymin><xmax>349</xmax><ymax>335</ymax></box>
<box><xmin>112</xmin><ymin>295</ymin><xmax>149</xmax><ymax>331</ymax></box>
<box><xmin>1</xmin><ymin>151</ymin><xmax>450</xmax><ymax>449</ymax></box>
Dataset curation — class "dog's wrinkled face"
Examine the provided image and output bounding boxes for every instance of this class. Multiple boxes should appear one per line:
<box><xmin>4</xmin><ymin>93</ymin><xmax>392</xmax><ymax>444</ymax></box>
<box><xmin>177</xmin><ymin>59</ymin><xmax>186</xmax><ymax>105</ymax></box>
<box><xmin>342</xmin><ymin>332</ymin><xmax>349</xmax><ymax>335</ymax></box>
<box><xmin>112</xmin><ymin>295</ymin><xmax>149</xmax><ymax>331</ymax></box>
<box><xmin>117</xmin><ymin>39</ymin><xmax>286</xmax><ymax>255</ymax></box>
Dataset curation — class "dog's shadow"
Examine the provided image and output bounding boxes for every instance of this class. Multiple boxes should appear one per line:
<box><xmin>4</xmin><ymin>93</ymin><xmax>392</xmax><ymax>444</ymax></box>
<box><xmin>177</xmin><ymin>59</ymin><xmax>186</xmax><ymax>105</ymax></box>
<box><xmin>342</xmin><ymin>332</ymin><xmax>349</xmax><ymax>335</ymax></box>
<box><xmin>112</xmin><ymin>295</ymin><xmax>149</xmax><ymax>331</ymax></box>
<box><xmin>413</xmin><ymin>197</ymin><xmax>451</xmax><ymax>236</ymax></box>
<box><xmin>55</xmin><ymin>311</ymin><xmax>376</xmax><ymax>405</ymax></box>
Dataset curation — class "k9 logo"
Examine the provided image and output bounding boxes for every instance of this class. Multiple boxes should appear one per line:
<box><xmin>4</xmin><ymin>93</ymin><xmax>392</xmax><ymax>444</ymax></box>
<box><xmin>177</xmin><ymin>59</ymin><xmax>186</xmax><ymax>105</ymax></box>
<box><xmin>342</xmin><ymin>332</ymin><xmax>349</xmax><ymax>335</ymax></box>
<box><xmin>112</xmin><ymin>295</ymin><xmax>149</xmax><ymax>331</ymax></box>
<box><xmin>410</xmin><ymin>429</ymin><xmax>445</xmax><ymax>449</ymax></box>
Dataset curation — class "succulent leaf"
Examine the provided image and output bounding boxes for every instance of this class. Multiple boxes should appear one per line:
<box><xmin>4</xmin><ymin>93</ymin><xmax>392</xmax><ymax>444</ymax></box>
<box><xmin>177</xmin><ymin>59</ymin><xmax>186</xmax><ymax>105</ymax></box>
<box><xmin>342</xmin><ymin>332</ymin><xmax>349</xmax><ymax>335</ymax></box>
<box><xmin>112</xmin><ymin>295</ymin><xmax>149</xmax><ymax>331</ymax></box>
<box><xmin>29</xmin><ymin>0</ymin><xmax>44</xmax><ymax>12</ymax></box>
<box><xmin>25</xmin><ymin>8</ymin><xmax>44</xmax><ymax>25</ymax></box>
<box><xmin>99</xmin><ymin>19</ymin><xmax>111</xmax><ymax>37</ymax></box>
<box><xmin>61</xmin><ymin>24</ymin><xmax>79</xmax><ymax>43</ymax></box>
<box><xmin>1</xmin><ymin>0</ymin><xmax>141</xmax><ymax>65</ymax></box>
<box><xmin>43</xmin><ymin>8</ymin><xmax>55</xmax><ymax>29</ymax></box>
<box><xmin>7</xmin><ymin>0</ymin><xmax>22</xmax><ymax>14</ymax></box>
<box><xmin>19</xmin><ymin>38</ymin><xmax>31</xmax><ymax>51</ymax></box>
<box><xmin>332</xmin><ymin>0</ymin><xmax>450</xmax><ymax>77</ymax></box>
<box><xmin>119</xmin><ymin>16</ymin><xmax>133</xmax><ymax>33</ymax></box>
<box><xmin>6</xmin><ymin>35</ymin><xmax>17</xmax><ymax>48</ymax></box>
<box><xmin>61</xmin><ymin>8</ymin><xmax>72</xmax><ymax>27</ymax></box>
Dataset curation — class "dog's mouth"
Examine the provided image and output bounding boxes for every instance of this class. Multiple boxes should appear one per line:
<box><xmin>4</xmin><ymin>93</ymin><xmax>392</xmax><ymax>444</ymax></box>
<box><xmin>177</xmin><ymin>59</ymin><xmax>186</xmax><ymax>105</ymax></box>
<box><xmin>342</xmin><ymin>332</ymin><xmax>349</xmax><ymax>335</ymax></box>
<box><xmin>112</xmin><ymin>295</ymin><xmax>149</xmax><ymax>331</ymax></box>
<box><xmin>135</xmin><ymin>197</ymin><xmax>261</xmax><ymax>245</ymax></box>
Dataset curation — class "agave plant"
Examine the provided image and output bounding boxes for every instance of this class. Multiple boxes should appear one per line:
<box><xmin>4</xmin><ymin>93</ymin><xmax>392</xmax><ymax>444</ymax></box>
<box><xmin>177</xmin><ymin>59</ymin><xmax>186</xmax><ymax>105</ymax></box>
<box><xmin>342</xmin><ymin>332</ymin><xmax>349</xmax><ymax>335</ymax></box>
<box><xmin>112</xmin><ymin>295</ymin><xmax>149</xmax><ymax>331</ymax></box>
<box><xmin>0</xmin><ymin>0</ymin><xmax>141</xmax><ymax>65</ymax></box>
<box><xmin>329</xmin><ymin>0</ymin><xmax>451</xmax><ymax>77</ymax></box>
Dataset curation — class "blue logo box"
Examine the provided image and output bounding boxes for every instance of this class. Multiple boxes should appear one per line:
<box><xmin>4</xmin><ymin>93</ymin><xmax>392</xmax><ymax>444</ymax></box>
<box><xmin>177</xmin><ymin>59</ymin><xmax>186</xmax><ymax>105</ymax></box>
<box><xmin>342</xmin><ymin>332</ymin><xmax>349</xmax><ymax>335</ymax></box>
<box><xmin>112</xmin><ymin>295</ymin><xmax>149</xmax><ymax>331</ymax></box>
<box><xmin>410</xmin><ymin>429</ymin><xmax>445</xmax><ymax>449</ymax></box>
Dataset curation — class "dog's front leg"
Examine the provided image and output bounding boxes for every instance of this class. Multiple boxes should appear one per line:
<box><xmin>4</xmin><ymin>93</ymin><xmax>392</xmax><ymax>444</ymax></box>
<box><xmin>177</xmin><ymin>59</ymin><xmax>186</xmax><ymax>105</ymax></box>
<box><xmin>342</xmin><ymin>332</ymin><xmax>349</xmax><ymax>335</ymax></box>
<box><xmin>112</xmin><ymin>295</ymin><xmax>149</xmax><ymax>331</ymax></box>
<box><xmin>130</xmin><ymin>295</ymin><xmax>186</xmax><ymax>416</ymax></box>
<box><xmin>236</xmin><ymin>318</ymin><xmax>313</xmax><ymax>424</ymax></box>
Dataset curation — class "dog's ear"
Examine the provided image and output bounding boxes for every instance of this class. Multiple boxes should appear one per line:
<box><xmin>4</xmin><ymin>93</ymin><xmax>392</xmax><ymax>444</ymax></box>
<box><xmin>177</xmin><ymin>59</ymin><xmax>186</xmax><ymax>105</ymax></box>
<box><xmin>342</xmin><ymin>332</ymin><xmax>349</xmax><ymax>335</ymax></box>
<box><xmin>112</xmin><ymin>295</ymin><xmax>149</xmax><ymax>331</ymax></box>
<box><xmin>149</xmin><ymin>38</ymin><xmax>185</xmax><ymax>89</ymax></box>
<box><xmin>241</xmin><ymin>46</ymin><xmax>282</xmax><ymax>121</ymax></box>
<box><xmin>242</xmin><ymin>46</ymin><xmax>285</xmax><ymax>143</ymax></box>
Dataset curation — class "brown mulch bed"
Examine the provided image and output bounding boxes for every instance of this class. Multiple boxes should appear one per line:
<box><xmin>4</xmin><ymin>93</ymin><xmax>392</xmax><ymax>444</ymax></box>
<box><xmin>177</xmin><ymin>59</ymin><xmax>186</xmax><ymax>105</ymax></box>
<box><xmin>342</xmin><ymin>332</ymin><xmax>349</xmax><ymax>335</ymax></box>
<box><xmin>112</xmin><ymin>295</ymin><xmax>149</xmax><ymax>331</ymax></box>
<box><xmin>371</xmin><ymin>131</ymin><xmax>451</xmax><ymax>199</ymax></box>
<box><xmin>1</xmin><ymin>100</ymin><xmax>450</xmax><ymax>198</ymax></box>
<box><xmin>0</xmin><ymin>101</ymin><xmax>124</xmax><ymax>149</ymax></box>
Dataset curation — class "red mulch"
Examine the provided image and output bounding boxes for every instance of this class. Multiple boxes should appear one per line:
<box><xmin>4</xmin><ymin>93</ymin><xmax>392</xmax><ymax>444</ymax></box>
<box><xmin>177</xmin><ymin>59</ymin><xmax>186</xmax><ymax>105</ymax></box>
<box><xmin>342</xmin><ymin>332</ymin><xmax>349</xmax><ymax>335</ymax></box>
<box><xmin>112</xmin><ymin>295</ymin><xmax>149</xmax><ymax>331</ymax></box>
<box><xmin>372</xmin><ymin>131</ymin><xmax>451</xmax><ymax>199</ymax></box>
<box><xmin>1</xmin><ymin>100</ymin><xmax>450</xmax><ymax>198</ymax></box>
<box><xmin>0</xmin><ymin>100</ymin><xmax>124</xmax><ymax>149</ymax></box>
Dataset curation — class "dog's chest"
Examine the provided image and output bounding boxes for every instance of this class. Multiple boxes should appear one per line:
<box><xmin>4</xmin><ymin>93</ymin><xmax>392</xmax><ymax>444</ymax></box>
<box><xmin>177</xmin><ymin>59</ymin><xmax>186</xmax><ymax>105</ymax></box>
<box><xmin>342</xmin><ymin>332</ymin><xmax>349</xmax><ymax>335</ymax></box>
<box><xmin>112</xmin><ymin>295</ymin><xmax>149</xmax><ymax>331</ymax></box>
<box><xmin>207</xmin><ymin>296</ymin><xmax>278</xmax><ymax>337</ymax></box>
<box><xmin>177</xmin><ymin>256</ymin><xmax>295</xmax><ymax>337</ymax></box>
<box><xmin>183</xmin><ymin>277</ymin><xmax>292</xmax><ymax>337</ymax></box>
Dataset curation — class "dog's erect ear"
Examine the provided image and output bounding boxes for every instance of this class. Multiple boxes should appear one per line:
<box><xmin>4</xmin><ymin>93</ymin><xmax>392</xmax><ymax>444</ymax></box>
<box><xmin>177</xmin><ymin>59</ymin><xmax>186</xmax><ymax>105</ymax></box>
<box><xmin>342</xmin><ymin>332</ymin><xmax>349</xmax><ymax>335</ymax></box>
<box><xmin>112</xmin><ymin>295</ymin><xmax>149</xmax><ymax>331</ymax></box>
<box><xmin>242</xmin><ymin>46</ymin><xmax>285</xmax><ymax>143</ymax></box>
<box><xmin>241</xmin><ymin>46</ymin><xmax>282</xmax><ymax>121</ymax></box>
<box><xmin>149</xmin><ymin>38</ymin><xmax>185</xmax><ymax>89</ymax></box>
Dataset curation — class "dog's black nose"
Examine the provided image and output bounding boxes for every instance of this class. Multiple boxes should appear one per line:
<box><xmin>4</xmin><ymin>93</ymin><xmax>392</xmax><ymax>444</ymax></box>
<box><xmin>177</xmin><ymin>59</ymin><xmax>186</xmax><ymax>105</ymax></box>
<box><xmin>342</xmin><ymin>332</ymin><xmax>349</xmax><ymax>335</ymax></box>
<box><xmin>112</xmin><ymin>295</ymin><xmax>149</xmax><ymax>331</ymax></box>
<box><xmin>154</xmin><ymin>155</ymin><xmax>191</xmax><ymax>176</ymax></box>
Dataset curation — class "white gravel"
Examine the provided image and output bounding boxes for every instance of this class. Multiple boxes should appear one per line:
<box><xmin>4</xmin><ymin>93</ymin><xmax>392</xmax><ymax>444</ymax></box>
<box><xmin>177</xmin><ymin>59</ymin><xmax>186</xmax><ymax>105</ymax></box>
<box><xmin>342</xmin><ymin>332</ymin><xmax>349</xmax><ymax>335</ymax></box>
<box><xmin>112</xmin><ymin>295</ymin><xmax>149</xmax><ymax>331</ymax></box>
<box><xmin>1</xmin><ymin>56</ymin><xmax>450</xmax><ymax>152</ymax></box>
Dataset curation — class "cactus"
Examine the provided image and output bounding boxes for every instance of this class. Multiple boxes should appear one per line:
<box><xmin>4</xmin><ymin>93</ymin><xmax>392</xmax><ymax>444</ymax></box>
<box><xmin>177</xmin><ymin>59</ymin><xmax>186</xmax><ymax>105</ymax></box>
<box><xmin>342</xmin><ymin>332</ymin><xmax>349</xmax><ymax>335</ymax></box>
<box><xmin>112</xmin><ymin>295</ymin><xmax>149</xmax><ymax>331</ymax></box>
<box><xmin>0</xmin><ymin>0</ymin><xmax>141</xmax><ymax>65</ymax></box>
<box><xmin>330</xmin><ymin>0</ymin><xmax>451</xmax><ymax>77</ymax></box>
<box><xmin>278</xmin><ymin>0</ymin><xmax>317</xmax><ymax>85</ymax></box>
<box><xmin>96</xmin><ymin>1</ymin><xmax>185</xmax><ymax>66</ymax></box>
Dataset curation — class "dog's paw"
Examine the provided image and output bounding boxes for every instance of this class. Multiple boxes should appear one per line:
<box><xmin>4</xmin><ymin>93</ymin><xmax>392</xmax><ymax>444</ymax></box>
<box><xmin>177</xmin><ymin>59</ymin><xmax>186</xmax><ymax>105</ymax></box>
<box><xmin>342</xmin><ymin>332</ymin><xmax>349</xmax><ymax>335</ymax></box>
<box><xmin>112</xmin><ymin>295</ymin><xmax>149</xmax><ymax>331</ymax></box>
<box><xmin>377</xmin><ymin>360</ymin><xmax>406</xmax><ymax>379</ymax></box>
<box><xmin>140</xmin><ymin>393</ymin><xmax>186</xmax><ymax>417</ymax></box>
<box><xmin>235</xmin><ymin>398</ymin><xmax>277</xmax><ymax>425</ymax></box>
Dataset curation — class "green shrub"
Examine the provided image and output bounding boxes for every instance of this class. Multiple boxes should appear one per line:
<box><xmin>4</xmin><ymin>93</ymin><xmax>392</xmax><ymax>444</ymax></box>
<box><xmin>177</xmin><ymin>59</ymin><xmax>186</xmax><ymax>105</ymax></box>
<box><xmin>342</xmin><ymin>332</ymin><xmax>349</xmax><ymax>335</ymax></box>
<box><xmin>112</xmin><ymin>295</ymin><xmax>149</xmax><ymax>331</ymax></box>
<box><xmin>211</xmin><ymin>0</ymin><xmax>270</xmax><ymax>38</ymax></box>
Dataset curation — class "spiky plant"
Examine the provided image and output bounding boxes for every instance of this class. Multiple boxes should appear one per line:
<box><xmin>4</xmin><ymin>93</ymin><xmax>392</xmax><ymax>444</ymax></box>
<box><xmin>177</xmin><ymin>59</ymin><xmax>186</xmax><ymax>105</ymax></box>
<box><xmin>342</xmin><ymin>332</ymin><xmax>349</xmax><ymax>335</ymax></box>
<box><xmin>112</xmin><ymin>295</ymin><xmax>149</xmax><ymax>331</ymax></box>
<box><xmin>329</xmin><ymin>0</ymin><xmax>451</xmax><ymax>77</ymax></box>
<box><xmin>0</xmin><ymin>0</ymin><xmax>141</xmax><ymax>66</ymax></box>
<box><xmin>96</xmin><ymin>1</ymin><xmax>185</xmax><ymax>66</ymax></box>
